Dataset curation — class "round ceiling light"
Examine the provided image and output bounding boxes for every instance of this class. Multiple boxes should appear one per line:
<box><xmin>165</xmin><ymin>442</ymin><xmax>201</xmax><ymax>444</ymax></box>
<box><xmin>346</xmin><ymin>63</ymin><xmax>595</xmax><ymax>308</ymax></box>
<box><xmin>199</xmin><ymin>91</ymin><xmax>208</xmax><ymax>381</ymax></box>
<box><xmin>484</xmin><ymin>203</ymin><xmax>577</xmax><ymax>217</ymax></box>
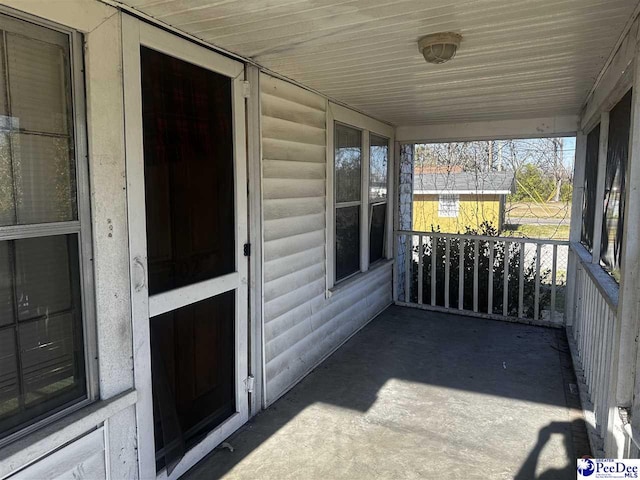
<box><xmin>418</xmin><ymin>32</ymin><xmax>462</xmax><ymax>64</ymax></box>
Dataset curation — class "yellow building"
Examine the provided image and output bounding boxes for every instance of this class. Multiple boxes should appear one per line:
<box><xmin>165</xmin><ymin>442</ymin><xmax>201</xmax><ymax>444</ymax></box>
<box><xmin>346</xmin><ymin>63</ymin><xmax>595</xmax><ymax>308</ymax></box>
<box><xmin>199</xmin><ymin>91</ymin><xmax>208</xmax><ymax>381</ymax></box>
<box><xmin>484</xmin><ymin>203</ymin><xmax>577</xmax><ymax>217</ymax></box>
<box><xmin>413</xmin><ymin>172</ymin><xmax>515</xmax><ymax>233</ymax></box>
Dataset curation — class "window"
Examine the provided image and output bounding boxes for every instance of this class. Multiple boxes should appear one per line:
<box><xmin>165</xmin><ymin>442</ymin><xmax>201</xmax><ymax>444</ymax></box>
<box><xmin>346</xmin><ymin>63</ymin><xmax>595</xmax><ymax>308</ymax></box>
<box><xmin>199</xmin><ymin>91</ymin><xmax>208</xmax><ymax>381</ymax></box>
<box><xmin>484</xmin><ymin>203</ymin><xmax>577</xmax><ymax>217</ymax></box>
<box><xmin>0</xmin><ymin>15</ymin><xmax>90</xmax><ymax>442</ymax></box>
<box><xmin>601</xmin><ymin>89</ymin><xmax>632</xmax><ymax>282</ymax></box>
<box><xmin>334</xmin><ymin>123</ymin><xmax>361</xmax><ymax>282</ymax></box>
<box><xmin>581</xmin><ymin>124</ymin><xmax>600</xmax><ymax>252</ymax></box>
<box><xmin>369</xmin><ymin>134</ymin><xmax>388</xmax><ymax>264</ymax></box>
<box><xmin>438</xmin><ymin>194</ymin><xmax>459</xmax><ymax>218</ymax></box>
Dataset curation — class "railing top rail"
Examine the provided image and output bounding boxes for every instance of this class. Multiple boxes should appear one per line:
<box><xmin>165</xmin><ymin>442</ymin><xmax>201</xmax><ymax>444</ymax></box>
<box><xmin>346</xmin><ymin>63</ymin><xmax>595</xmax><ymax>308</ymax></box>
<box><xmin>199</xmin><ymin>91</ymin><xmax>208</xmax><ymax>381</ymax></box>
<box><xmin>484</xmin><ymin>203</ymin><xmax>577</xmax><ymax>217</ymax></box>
<box><xmin>394</xmin><ymin>230</ymin><xmax>570</xmax><ymax>246</ymax></box>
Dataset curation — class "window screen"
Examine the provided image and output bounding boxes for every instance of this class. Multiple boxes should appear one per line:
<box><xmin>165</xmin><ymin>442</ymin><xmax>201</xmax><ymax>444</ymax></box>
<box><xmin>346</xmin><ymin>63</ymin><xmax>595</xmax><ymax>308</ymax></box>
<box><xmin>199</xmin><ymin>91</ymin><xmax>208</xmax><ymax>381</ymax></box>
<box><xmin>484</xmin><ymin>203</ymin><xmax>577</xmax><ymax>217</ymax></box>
<box><xmin>601</xmin><ymin>89</ymin><xmax>632</xmax><ymax>282</ymax></box>
<box><xmin>0</xmin><ymin>16</ymin><xmax>87</xmax><ymax>441</ymax></box>
<box><xmin>335</xmin><ymin>123</ymin><xmax>362</xmax><ymax>281</ymax></box>
<box><xmin>369</xmin><ymin>134</ymin><xmax>388</xmax><ymax>264</ymax></box>
<box><xmin>581</xmin><ymin>124</ymin><xmax>600</xmax><ymax>252</ymax></box>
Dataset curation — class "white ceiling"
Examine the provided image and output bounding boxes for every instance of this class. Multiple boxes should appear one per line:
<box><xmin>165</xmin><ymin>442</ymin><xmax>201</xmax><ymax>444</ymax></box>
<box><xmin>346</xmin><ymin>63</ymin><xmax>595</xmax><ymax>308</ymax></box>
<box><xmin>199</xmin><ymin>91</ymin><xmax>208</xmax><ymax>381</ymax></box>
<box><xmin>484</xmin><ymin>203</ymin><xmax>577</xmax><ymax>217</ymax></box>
<box><xmin>119</xmin><ymin>0</ymin><xmax>639</xmax><ymax>126</ymax></box>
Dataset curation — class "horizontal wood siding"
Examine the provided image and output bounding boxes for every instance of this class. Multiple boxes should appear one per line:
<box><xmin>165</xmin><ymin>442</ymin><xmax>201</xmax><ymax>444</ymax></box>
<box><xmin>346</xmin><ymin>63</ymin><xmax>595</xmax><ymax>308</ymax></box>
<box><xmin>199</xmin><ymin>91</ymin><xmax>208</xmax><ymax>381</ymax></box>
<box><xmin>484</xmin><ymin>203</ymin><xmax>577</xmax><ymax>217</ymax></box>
<box><xmin>261</xmin><ymin>74</ymin><xmax>392</xmax><ymax>404</ymax></box>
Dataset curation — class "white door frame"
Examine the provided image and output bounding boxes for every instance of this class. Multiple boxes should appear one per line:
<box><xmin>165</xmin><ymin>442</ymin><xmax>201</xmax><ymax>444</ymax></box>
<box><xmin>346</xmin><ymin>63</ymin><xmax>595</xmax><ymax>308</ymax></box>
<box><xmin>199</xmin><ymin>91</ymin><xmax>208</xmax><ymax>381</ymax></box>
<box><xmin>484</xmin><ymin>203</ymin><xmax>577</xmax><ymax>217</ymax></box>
<box><xmin>122</xmin><ymin>15</ymin><xmax>249</xmax><ymax>480</ymax></box>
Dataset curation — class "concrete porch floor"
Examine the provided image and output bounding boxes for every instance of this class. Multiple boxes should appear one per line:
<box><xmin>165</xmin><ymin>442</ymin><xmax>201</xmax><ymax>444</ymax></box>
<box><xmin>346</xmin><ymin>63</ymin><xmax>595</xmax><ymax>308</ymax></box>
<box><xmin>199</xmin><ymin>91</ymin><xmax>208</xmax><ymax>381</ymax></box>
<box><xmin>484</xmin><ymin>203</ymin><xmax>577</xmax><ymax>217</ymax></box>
<box><xmin>185</xmin><ymin>306</ymin><xmax>589</xmax><ymax>480</ymax></box>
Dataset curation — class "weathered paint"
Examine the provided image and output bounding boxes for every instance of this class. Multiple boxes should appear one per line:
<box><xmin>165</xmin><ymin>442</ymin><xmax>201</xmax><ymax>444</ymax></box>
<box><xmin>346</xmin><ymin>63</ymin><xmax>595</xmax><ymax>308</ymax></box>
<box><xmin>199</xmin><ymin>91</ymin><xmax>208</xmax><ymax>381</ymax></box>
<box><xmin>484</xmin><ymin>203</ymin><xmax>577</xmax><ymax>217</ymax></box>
<box><xmin>261</xmin><ymin>74</ymin><xmax>392</xmax><ymax>404</ymax></box>
<box><xmin>413</xmin><ymin>193</ymin><xmax>503</xmax><ymax>233</ymax></box>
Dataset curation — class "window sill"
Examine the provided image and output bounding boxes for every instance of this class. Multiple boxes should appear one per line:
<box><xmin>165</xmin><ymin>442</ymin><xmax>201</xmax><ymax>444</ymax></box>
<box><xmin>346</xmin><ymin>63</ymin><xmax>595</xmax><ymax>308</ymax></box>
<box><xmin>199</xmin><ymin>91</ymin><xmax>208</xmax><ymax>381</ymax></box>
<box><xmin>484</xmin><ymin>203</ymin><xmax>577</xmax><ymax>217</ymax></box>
<box><xmin>327</xmin><ymin>258</ymin><xmax>394</xmax><ymax>298</ymax></box>
<box><xmin>0</xmin><ymin>389</ymin><xmax>137</xmax><ymax>478</ymax></box>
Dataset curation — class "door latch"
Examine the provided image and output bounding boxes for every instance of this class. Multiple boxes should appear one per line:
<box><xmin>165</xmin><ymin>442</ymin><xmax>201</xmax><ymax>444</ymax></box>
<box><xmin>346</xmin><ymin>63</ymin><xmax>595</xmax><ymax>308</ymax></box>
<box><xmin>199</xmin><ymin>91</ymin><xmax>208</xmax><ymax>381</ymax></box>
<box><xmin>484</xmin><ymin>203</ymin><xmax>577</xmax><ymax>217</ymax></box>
<box><xmin>243</xmin><ymin>243</ymin><xmax>251</xmax><ymax>257</ymax></box>
<box><xmin>244</xmin><ymin>375</ymin><xmax>255</xmax><ymax>393</ymax></box>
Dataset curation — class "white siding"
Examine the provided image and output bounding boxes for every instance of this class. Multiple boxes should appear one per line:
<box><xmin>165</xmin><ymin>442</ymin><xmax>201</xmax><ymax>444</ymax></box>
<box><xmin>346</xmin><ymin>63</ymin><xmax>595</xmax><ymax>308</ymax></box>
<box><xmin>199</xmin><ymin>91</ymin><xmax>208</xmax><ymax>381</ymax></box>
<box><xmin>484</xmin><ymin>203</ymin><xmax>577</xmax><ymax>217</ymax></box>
<box><xmin>8</xmin><ymin>428</ymin><xmax>106</xmax><ymax>480</ymax></box>
<box><xmin>261</xmin><ymin>74</ymin><xmax>392</xmax><ymax>404</ymax></box>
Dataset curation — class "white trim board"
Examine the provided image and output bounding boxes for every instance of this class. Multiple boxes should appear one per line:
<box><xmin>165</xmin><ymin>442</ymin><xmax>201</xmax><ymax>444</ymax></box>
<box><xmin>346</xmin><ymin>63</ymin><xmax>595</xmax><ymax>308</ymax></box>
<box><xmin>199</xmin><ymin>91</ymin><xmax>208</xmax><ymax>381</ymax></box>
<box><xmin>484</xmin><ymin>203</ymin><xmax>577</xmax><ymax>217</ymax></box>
<box><xmin>396</xmin><ymin>115</ymin><xmax>578</xmax><ymax>143</ymax></box>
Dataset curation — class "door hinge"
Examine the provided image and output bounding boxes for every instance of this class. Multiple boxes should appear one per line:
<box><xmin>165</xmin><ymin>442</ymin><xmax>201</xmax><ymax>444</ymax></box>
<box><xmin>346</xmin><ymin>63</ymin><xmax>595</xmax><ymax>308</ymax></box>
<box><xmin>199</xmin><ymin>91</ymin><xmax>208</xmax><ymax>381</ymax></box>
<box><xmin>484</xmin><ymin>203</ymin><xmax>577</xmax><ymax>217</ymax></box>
<box><xmin>244</xmin><ymin>375</ymin><xmax>255</xmax><ymax>394</ymax></box>
<box><xmin>243</xmin><ymin>243</ymin><xmax>251</xmax><ymax>257</ymax></box>
<box><xmin>242</xmin><ymin>81</ymin><xmax>251</xmax><ymax>98</ymax></box>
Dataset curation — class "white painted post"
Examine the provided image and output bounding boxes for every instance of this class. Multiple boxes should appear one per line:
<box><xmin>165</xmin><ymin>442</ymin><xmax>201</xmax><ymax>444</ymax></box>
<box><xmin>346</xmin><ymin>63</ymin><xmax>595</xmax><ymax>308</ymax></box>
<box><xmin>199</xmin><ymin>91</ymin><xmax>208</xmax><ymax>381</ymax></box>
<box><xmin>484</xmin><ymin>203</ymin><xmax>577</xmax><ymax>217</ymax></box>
<box><xmin>614</xmin><ymin>49</ymin><xmax>640</xmax><ymax>456</ymax></box>
<box><xmin>473</xmin><ymin>240</ymin><xmax>479</xmax><ymax>313</ymax></box>
<box><xmin>503</xmin><ymin>241</ymin><xmax>510</xmax><ymax>317</ymax></box>
<box><xmin>459</xmin><ymin>239</ymin><xmax>464</xmax><ymax>310</ymax></box>
<box><xmin>488</xmin><ymin>240</ymin><xmax>494</xmax><ymax>314</ymax></box>
<box><xmin>431</xmin><ymin>236</ymin><xmax>436</xmax><ymax>306</ymax></box>
<box><xmin>566</xmin><ymin>131</ymin><xmax>587</xmax><ymax>326</ymax></box>
<box><xmin>417</xmin><ymin>235</ymin><xmax>424</xmax><ymax>305</ymax></box>
<box><xmin>445</xmin><ymin>237</ymin><xmax>450</xmax><ymax>309</ymax></box>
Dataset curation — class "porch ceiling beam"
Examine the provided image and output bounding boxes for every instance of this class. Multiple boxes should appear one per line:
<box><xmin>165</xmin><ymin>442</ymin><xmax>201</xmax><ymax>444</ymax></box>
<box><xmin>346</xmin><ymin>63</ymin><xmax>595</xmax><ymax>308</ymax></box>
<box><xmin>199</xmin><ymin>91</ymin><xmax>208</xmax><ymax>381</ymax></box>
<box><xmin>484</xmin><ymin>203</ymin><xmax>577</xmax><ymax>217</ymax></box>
<box><xmin>395</xmin><ymin>115</ymin><xmax>578</xmax><ymax>143</ymax></box>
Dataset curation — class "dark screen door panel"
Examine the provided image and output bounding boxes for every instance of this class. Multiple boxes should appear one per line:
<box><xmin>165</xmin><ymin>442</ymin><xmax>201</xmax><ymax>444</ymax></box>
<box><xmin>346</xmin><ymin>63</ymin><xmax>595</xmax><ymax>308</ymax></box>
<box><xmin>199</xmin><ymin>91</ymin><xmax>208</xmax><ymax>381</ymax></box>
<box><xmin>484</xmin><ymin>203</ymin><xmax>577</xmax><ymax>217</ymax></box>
<box><xmin>140</xmin><ymin>46</ymin><xmax>237</xmax><ymax>473</ymax></box>
<box><xmin>141</xmin><ymin>46</ymin><xmax>235</xmax><ymax>296</ymax></box>
<box><xmin>150</xmin><ymin>292</ymin><xmax>235</xmax><ymax>470</ymax></box>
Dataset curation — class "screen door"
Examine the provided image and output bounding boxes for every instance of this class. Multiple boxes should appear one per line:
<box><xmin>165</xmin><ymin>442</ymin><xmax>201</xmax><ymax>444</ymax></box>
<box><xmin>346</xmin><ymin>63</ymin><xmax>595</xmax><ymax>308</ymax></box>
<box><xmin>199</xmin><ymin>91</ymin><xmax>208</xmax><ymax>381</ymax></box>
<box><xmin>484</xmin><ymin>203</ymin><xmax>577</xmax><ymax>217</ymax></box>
<box><xmin>123</xmin><ymin>18</ymin><xmax>249</xmax><ymax>480</ymax></box>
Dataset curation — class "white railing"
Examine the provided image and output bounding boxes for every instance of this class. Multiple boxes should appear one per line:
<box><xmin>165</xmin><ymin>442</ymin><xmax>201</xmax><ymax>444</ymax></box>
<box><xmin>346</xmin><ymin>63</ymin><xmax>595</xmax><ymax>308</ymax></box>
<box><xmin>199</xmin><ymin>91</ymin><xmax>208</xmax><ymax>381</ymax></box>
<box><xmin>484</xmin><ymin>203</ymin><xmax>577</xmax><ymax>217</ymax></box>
<box><xmin>394</xmin><ymin>230</ymin><xmax>570</xmax><ymax>326</ymax></box>
<box><xmin>568</xmin><ymin>244</ymin><xmax>619</xmax><ymax>455</ymax></box>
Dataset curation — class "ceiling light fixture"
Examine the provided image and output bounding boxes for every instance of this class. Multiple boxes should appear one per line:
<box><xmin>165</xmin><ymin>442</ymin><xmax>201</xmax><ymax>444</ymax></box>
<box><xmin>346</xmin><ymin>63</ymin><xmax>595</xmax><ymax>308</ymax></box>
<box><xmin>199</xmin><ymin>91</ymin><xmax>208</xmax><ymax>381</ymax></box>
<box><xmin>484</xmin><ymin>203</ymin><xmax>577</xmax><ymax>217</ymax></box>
<box><xmin>418</xmin><ymin>32</ymin><xmax>462</xmax><ymax>64</ymax></box>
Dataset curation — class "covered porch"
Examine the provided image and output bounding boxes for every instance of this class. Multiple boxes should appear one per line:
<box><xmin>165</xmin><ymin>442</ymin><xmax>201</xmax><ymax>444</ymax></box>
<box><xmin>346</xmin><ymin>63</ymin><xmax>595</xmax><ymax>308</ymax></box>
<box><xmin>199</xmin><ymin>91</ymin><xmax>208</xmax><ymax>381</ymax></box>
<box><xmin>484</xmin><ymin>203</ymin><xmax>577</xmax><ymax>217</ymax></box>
<box><xmin>185</xmin><ymin>306</ymin><xmax>587</xmax><ymax>479</ymax></box>
<box><xmin>1</xmin><ymin>1</ymin><xmax>640</xmax><ymax>479</ymax></box>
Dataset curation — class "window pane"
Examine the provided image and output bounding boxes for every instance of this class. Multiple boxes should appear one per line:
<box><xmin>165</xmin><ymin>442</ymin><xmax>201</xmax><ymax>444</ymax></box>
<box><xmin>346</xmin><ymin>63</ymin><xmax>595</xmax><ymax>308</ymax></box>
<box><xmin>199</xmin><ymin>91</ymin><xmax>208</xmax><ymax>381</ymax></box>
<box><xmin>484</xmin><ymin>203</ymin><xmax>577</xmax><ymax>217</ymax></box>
<box><xmin>0</xmin><ymin>241</ymin><xmax>13</xmax><ymax>326</ymax></box>
<box><xmin>0</xmin><ymin>134</ymin><xmax>14</xmax><ymax>225</ymax></box>
<box><xmin>370</xmin><ymin>134</ymin><xmax>388</xmax><ymax>201</ymax></box>
<box><xmin>141</xmin><ymin>47</ymin><xmax>235</xmax><ymax>295</ymax></box>
<box><xmin>438</xmin><ymin>194</ymin><xmax>459</xmax><ymax>218</ymax></box>
<box><xmin>0</xmin><ymin>235</ymin><xmax>85</xmax><ymax>439</ymax></box>
<box><xmin>0</xmin><ymin>29</ymin><xmax>77</xmax><ymax>226</ymax></box>
<box><xmin>6</xmin><ymin>33</ymin><xmax>70</xmax><ymax>135</ymax></box>
<box><xmin>14</xmin><ymin>235</ymin><xmax>73</xmax><ymax>321</ymax></box>
<box><xmin>369</xmin><ymin>203</ymin><xmax>386</xmax><ymax>264</ymax></box>
<box><xmin>601</xmin><ymin>89</ymin><xmax>632</xmax><ymax>281</ymax></box>
<box><xmin>0</xmin><ymin>329</ymin><xmax>18</xmax><ymax>420</ymax></box>
<box><xmin>581</xmin><ymin>124</ymin><xmax>600</xmax><ymax>251</ymax></box>
<box><xmin>11</xmin><ymin>134</ymin><xmax>76</xmax><ymax>224</ymax></box>
<box><xmin>336</xmin><ymin>206</ymin><xmax>360</xmax><ymax>281</ymax></box>
<box><xmin>335</xmin><ymin>124</ymin><xmax>361</xmax><ymax>203</ymax></box>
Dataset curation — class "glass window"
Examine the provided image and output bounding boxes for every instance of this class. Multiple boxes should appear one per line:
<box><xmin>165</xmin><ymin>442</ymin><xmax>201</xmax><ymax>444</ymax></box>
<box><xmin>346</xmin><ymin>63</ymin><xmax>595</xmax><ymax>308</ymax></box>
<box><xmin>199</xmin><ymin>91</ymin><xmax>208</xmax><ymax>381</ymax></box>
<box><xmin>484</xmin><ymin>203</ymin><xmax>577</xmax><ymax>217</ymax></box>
<box><xmin>581</xmin><ymin>124</ymin><xmax>600</xmax><ymax>252</ymax></box>
<box><xmin>601</xmin><ymin>89</ymin><xmax>632</xmax><ymax>282</ymax></box>
<box><xmin>438</xmin><ymin>194</ymin><xmax>459</xmax><ymax>218</ymax></box>
<box><xmin>0</xmin><ymin>16</ymin><xmax>88</xmax><ymax>442</ymax></box>
<box><xmin>369</xmin><ymin>134</ymin><xmax>388</xmax><ymax>264</ymax></box>
<box><xmin>335</xmin><ymin>124</ymin><xmax>362</xmax><ymax>281</ymax></box>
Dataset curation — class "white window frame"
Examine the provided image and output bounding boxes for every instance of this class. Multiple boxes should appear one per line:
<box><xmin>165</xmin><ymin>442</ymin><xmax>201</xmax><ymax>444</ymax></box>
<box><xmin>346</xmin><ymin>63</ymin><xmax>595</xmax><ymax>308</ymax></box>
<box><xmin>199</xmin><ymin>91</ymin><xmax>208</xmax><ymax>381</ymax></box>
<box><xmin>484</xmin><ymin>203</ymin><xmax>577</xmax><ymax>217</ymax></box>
<box><xmin>438</xmin><ymin>194</ymin><xmax>460</xmax><ymax>218</ymax></box>
<box><xmin>327</xmin><ymin>103</ymin><xmax>394</xmax><ymax>290</ymax></box>
<box><xmin>0</xmin><ymin>10</ymin><xmax>98</xmax><ymax>447</ymax></box>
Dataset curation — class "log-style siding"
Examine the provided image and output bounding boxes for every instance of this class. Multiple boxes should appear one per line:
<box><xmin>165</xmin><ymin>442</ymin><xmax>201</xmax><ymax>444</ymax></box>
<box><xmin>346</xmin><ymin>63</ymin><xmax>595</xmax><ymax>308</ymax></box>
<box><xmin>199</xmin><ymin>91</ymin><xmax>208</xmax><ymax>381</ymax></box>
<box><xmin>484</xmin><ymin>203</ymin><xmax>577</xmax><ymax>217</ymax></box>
<box><xmin>261</xmin><ymin>74</ymin><xmax>392</xmax><ymax>404</ymax></box>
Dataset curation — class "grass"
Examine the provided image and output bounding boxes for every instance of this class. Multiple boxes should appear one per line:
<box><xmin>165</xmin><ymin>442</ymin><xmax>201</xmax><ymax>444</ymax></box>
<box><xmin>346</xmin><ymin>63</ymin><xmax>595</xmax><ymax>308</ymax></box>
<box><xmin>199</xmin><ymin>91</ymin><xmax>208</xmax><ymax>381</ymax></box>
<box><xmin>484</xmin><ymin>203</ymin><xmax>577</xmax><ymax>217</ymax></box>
<box><xmin>502</xmin><ymin>223</ymin><xmax>570</xmax><ymax>240</ymax></box>
<box><xmin>506</xmin><ymin>202</ymin><xmax>570</xmax><ymax>220</ymax></box>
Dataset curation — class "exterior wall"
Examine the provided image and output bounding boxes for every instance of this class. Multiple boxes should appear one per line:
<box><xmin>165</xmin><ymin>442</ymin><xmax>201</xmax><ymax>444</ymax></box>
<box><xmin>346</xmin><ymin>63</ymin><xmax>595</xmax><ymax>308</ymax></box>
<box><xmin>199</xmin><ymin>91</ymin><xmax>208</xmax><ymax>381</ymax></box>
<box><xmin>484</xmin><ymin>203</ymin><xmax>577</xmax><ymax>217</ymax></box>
<box><xmin>413</xmin><ymin>194</ymin><xmax>502</xmax><ymax>233</ymax></box>
<box><xmin>0</xmin><ymin>4</ymin><xmax>138</xmax><ymax>479</ymax></box>
<box><xmin>261</xmin><ymin>75</ymin><xmax>393</xmax><ymax>404</ymax></box>
<box><xmin>574</xmin><ymin>13</ymin><xmax>640</xmax><ymax>458</ymax></box>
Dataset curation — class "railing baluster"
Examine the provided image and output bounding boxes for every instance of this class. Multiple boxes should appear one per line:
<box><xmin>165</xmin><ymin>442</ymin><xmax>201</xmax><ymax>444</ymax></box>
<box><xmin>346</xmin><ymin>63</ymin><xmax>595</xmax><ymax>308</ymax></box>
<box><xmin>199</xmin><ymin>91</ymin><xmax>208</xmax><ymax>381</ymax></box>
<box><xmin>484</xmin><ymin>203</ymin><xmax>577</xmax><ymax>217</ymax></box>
<box><xmin>473</xmin><ymin>240</ymin><xmax>479</xmax><ymax>313</ymax></box>
<box><xmin>551</xmin><ymin>244</ymin><xmax>557</xmax><ymax>322</ymax></box>
<box><xmin>417</xmin><ymin>235</ymin><xmax>424</xmax><ymax>305</ymax></box>
<box><xmin>431</xmin><ymin>236</ymin><xmax>436</xmax><ymax>307</ymax></box>
<box><xmin>458</xmin><ymin>239</ymin><xmax>464</xmax><ymax>310</ymax></box>
<box><xmin>404</xmin><ymin>235</ymin><xmax>411</xmax><ymax>303</ymax></box>
<box><xmin>534</xmin><ymin>243</ymin><xmax>541</xmax><ymax>321</ymax></box>
<box><xmin>488</xmin><ymin>240</ymin><xmax>494</xmax><ymax>315</ymax></box>
<box><xmin>518</xmin><ymin>242</ymin><xmax>525</xmax><ymax>318</ymax></box>
<box><xmin>444</xmin><ymin>237</ymin><xmax>450</xmax><ymax>309</ymax></box>
<box><xmin>503</xmin><ymin>241</ymin><xmax>510</xmax><ymax>317</ymax></box>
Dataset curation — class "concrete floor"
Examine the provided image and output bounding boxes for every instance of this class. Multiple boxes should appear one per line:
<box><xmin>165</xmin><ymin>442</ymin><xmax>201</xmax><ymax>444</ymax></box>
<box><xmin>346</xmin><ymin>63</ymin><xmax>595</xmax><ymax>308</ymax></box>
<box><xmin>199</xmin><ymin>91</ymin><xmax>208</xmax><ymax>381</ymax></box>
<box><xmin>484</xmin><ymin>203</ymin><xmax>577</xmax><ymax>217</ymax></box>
<box><xmin>184</xmin><ymin>306</ymin><xmax>589</xmax><ymax>480</ymax></box>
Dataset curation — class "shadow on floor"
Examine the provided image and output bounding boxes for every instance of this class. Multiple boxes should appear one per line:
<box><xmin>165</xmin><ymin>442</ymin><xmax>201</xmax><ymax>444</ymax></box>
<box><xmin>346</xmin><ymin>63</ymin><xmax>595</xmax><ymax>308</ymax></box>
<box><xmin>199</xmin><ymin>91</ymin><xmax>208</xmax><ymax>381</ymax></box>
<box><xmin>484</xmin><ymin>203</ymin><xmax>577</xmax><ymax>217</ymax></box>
<box><xmin>184</xmin><ymin>306</ymin><xmax>590</xmax><ymax>479</ymax></box>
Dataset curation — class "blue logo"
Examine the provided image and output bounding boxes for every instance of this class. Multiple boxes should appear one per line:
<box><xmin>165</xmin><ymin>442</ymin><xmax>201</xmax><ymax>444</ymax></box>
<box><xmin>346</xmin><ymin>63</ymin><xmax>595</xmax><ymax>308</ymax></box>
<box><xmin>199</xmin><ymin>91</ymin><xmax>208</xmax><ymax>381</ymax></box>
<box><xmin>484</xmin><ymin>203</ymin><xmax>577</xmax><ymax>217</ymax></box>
<box><xmin>578</xmin><ymin>458</ymin><xmax>595</xmax><ymax>476</ymax></box>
